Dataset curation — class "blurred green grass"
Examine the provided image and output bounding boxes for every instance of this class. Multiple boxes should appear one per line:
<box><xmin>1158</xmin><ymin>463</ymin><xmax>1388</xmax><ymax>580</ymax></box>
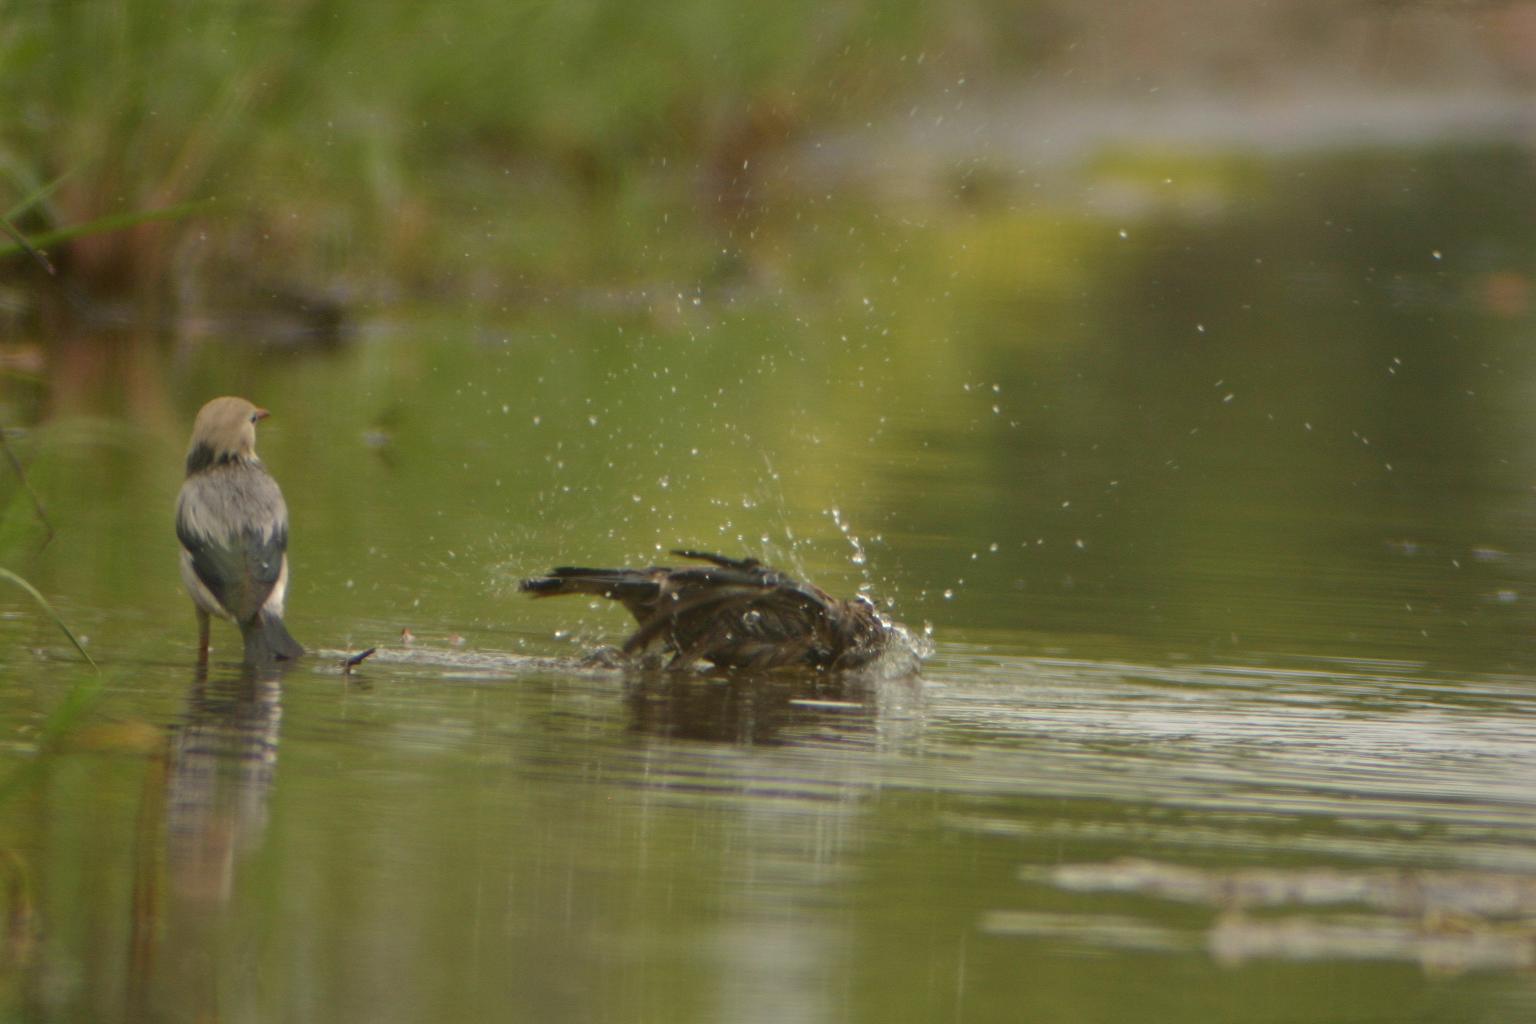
<box><xmin>0</xmin><ymin>0</ymin><xmax>948</xmax><ymax>298</ymax></box>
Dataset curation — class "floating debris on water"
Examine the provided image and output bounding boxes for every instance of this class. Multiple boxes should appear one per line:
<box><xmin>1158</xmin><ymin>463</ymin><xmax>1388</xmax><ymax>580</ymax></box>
<box><xmin>341</xmin><ymin>647</ymin><xmax>376</xmax><ymax>675</ymax></box>
<box><xmin>1040</xmin><ymin>859</ymin><xmax>1536</xmax><ymax>918</ymax></box>
<box><xmin>1002</xmin><ymin>858</ymin><xmax>1536</xmax><ymax>974</ymax></box>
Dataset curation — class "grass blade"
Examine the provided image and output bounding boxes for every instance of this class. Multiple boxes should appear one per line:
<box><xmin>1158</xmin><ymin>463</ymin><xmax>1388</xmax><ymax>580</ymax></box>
<box><xmin>0</xmin><ymin>568</ymin><xmax>98</xmax><ymax>670</ymax></box>
<box><xmin>0</xmin><ymin>428</ymin><xmax>55</xmax><ymax>549</ymax></box>
<box><xmin>4</xmin><ymin>171</ymin><xmax>72</xmax><ymax>222</ymax></box>
<box><xmin>0</xmin><ymin>213</ymin><xmax>56</xmax><ymax>276</ymax></box>
<box><xmin>0</xmin><ymin>199</ymin><xmax>214</xmax><ymax>261</ymax></box>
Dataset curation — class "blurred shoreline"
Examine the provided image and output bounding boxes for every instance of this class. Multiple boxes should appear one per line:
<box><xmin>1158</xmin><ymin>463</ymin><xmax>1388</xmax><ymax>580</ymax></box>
<box><xmin>796</xmin><ymin>85</ymin><xmax>1536</xmax><ymax>199</ymax></box>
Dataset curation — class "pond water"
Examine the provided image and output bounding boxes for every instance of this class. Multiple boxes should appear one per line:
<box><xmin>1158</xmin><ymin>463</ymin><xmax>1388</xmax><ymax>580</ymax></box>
<box><xmin>3</xmin><ymin>145</ymin><xmax>1536</xmax><ymax>1022</ymax></box>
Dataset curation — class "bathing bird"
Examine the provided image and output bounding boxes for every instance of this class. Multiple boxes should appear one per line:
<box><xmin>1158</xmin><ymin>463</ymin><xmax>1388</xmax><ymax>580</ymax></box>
<box><xmin>176</xmin><ymin>396</ymin><xmax>303</xmax><ymax>666</ymax></box>
<box><xmin>520</xmin><ymin>550</ymin><xmax>888</xmax><ymax>671</ymax></box>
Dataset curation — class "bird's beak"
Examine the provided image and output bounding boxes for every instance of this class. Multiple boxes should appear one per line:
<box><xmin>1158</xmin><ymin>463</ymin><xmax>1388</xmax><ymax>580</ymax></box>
<box><xmin>253</xmin><ymin>408</ymin><xmax>271</xmax><ymax>422</ymax></box>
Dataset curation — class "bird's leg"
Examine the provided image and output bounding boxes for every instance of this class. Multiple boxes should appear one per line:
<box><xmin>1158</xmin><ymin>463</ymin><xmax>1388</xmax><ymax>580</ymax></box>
<box><xmin>196</xmin><ymin>609</ymin><xmax>210</xmax><ymax>663</ymax></box>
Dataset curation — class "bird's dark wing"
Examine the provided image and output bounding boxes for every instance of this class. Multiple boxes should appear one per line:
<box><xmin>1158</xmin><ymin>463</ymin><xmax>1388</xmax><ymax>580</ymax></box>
<box><xmin>624</xmin><ymin>576</ymin><xmax>837</xmax><ymax>669</ymax></box>
<box><xmin>176</xmin><ymin>464</ymin><xmax>290</xmax><ymax>625</ymax></box>
<box><xmin>177</xmin><ymin>515</ymin><xmax>287</xmax><ymax>624</ymax></box>
<box><xmin>619</xmin><ymin>582</ymin><xmax>765</xmax><ymax>656</ymax></box>
<box><xmin>670</xmin><ymin>550</ymin><xmax>765</xmax><ymax>573</ymax></box>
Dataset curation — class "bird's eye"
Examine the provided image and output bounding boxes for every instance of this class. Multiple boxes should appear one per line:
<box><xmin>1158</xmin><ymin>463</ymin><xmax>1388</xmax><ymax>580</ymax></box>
<box><xmin>250</xmin><ymin>414</ymin><xmax>260</xmax><ymax>423</ymax></box>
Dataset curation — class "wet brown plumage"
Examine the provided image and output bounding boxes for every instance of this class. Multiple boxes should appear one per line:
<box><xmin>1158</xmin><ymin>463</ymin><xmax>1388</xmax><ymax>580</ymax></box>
<box><xmin>520</xmin><ymin>550</ymin><xmax>889</xmax><ymax>672</ymax></box>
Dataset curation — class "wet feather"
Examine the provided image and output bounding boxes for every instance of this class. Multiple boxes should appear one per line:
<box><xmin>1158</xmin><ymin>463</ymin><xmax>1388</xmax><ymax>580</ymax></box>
<box><xmin>521</xmin><ymin>550</ymin><xmax>888</xmax><ymax>671</ymax></box>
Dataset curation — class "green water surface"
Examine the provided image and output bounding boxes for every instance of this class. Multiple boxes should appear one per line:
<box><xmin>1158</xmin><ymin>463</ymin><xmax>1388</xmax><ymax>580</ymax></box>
<box><xmin>2</xmin><ymin>147</ymin><xmax>1535</xmax><ymax>1023</ymax></box>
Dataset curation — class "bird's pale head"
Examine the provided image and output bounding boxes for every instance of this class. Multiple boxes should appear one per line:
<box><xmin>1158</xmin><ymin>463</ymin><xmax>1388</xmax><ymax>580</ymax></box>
<box><xmin>186</xmin><ymin>396</ymin><xmax>269</xmax><ymax>474</ymax></box>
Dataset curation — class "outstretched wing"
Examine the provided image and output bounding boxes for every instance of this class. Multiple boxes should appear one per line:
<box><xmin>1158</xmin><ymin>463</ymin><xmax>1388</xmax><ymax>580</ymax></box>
<box><xmin>521</xmin><ymin>551</ymin><xmax>889</xmax><ymax>671</ymax></box>
<box><xmin>671</xmin><ymin>549</ymin><xmax>765</xmax><ymax>572</ymax></box>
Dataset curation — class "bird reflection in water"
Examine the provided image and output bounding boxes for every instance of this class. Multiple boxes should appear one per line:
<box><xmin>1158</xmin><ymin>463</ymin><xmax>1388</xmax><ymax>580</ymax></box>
<box><xmin>623</xmin><ymin>669</ymin><xmax>889</xmax><ymax>746</ymax></box>
<box><xmin>164</xmin><ymin>664</ymin><xmax>282</xmax><ymax>903</ymax></box>
<box><xmin>129</xmin><ymin>662</ymin><xmax>284</xmax><ymax>1018</ymax></box>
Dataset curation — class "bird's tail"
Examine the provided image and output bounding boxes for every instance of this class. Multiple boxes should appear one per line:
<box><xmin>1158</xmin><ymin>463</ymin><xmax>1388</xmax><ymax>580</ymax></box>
<box><xmin>241</xmin><ymin>610</ymin><xmax>304</xmax><ymax>666</ymax></box>
<box><xmin>519</xmin><ymin>567</ymin><xmax>660</xmax><ymax>602</ymax></box>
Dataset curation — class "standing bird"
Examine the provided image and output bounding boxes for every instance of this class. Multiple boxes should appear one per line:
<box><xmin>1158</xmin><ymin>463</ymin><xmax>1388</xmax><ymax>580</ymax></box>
<box><xmin>520</xmin><ymin>550</ymin><xmax>889</xmax><ymax>672</ymax></box>
<box><xmin>176</xmin><ymin>397</ymin><xmax>303</xmax><ymax>666</ymax></box>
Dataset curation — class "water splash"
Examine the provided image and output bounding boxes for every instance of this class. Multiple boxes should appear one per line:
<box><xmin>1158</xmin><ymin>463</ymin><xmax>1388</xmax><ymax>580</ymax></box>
<box><xmin>829</xmin><ymin>506</ymin><xmax>868</xmax><ymax>568</ymax></box>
